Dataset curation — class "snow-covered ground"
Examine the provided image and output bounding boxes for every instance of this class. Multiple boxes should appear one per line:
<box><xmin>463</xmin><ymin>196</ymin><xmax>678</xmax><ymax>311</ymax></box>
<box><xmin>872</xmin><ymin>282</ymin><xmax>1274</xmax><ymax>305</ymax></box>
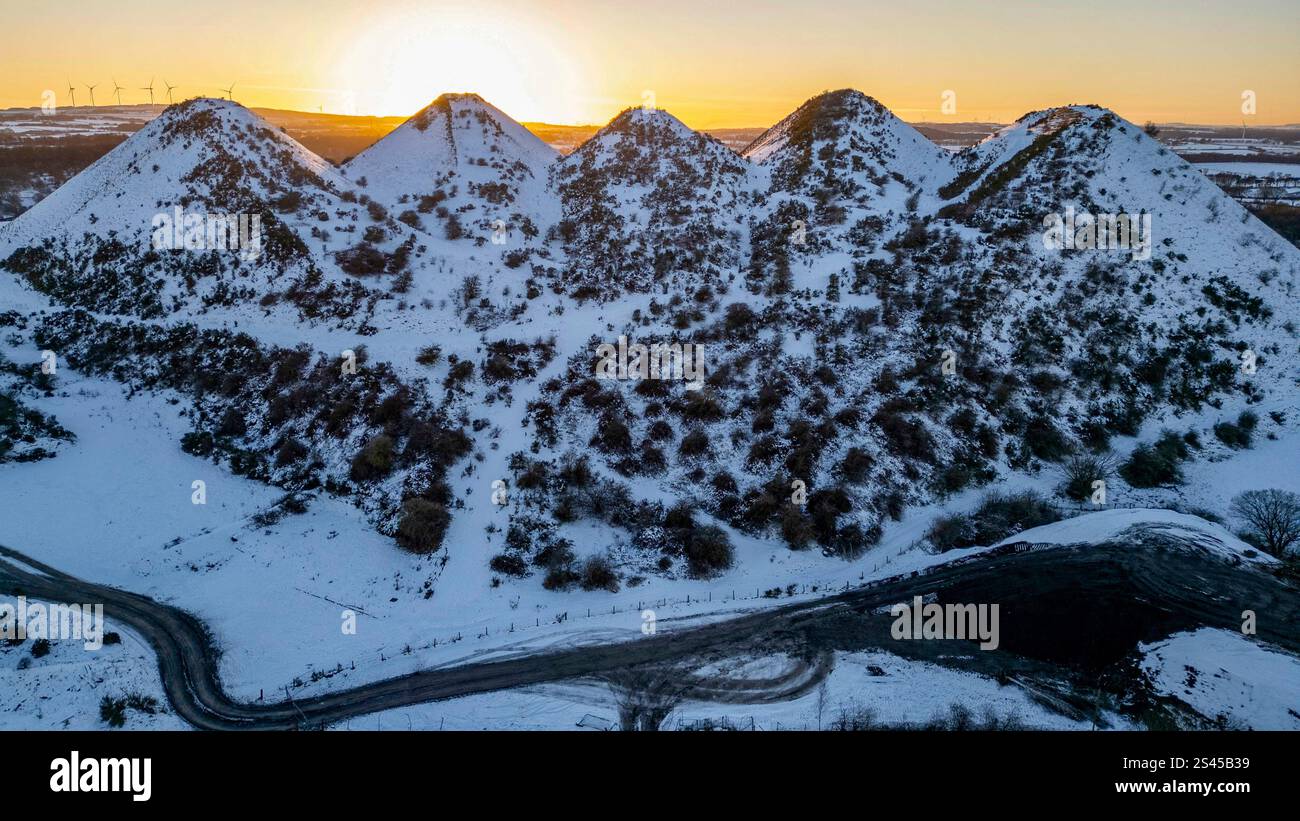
<box><xmin>1171</xmin><ymin>140</ymin><xmax>1300</xmax><ymax>157</ymax></box>
<box><xmin>0</xmin><ymin>341</ymin><xmax>1288</xmax><ymax>727</ymax></box>
<box><xmin>347</xmin><ymin>649</ymin><xmax>1109</xmax><ymax>731</ymax></box>
<box><xmin>0</xmin><ymin>337</ymin><xmax>944</xmax><ymax>704</ymax></box>
<box><xmin>0</xmin><ymin>105</ymin><xmax>159</xmax><ymax>137</ymax></box>
<box><xmin>1195</xmin><ymin>161</ymin><xmax>1300</xmax><ymax>177</ymax></box>
<box><xmin>1141</xmin><ymin>629</ymin><xmax>1300</xmax><ymax>730</ymax></box>
<box><xmin>0</xmin><ymin>276</ymin><xmax>1291</xmax><ymax>710</ymax></box>
<box><xmin>994</xmin><ymin>508</ymin><xmax>1277</xmax><ymax>566</ymax></box>
<box><xmin>0</xmin><ymin>612</ymin><xmax>184</xmax><ymax>730</ymax></box>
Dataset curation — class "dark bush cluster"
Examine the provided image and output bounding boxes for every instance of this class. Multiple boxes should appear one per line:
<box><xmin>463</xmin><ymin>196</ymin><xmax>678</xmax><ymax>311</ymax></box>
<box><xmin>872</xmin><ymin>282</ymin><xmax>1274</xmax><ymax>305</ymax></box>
<box><xmin>925</xmin><ymin>491</ymin><xmax>1060</xmax><ymax>553</ymax></box>
<box><xmin>1120</xmin><ymin>430</ymin><xmax>1190</xmax><ymax>488</ymax></box>
<box><xmin>34</xmin><ymin>309</ymin><xmax>470</xmax><ymax>557</ymax></box>
<box><xmin>395</xmin><ymin>496</ymin><xmax>451</xmax><ymax>554</ymax></box>
<box><xmin>1213</xmin><ymin>411</ymin><xmax>1257</xmax><ymax>450</ymax></box>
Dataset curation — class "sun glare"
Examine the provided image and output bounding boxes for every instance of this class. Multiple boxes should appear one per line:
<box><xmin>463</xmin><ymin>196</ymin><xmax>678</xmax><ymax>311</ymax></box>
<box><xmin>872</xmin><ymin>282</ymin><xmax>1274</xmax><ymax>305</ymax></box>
<box><xmin>335</xmin><ymin>6</ymin><xmax>585</xmax><ymax>122</ymax></box>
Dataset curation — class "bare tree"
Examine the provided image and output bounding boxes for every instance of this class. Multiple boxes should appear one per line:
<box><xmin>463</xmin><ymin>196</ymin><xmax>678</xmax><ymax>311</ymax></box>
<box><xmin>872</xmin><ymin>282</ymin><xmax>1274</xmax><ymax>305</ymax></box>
<box><xmin>1231</xmin><ymin>489</ymin><xmax>1300</xmax><ymax>557</ymax></box>
<box><xmin>815</xmin><ymin>677</ymin><xmax>829</xmax><ymax>730</ymax></box>
<box><xmin>604</xmin><ymin>667</ymin><xmax>686</xmax><ymax>731</ymax></box>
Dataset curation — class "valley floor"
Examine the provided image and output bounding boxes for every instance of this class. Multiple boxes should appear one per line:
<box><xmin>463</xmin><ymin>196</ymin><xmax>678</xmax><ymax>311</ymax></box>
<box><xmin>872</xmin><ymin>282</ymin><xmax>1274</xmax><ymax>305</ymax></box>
<box><xmin>2</xmin><ymin>285</ymin><xmax>1298</xmax><ymax>731</ymax></box>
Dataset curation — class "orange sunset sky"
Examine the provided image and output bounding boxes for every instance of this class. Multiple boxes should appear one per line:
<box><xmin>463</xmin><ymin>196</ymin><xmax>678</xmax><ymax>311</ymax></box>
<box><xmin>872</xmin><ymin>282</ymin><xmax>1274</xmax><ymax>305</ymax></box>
<box><xmin>2</xmin><ymin>0</ymin><xmax>1298</xmax><ymax>127</ymax></box>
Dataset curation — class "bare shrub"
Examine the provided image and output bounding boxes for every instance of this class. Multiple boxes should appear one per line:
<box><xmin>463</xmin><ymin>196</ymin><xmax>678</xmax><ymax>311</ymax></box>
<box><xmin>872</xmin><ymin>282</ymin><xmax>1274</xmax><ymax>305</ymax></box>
<box><xmin>605</xmin><ymin>668</ymin><xmax>685</xmax><ymax>731</ymax></box>
<box><xmin>1057</xmin><ymin>452</ymin><xmax>1116</xmax><ymax>501</ymax></box>
<box><xmin>349</xmin><ymin>435</ymin><xmax>395</xmax><ymax>481</ymax></box>
<box><xmin>395</xmin><ymin>497</ymin><xmax>450</xmax><ymax>554</ymax></box>
<box><xmin>684</xmin><ymin>524</ymin><xmax>734</xmax><ymax>577</ymax></box>
<box><xmin>579</xmin><ymin>554</ymin><xmax>620</xmax><ymax>592</ymax></box>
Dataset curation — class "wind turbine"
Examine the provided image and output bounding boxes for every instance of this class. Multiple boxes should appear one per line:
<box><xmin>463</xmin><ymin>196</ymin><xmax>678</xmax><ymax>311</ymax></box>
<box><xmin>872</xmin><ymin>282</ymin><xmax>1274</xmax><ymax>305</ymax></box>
<box><xmin>85</xmin><ymin>83</ymin><xmax>98</xmax><ymax>106</ymax></box>
<box><xmin>219</xmin><ymin>82</ymin><xmax>236</xmax><ymax>102</ymax></box>
<box><xmin>139</xmin><ymin>77</ymin><xmax>155</xmax><ymax>105</ymax></box>
<box><xmin>164</xmin><ymin>79</ymin><xmax>177</xmax><ymax>104</ymax></box>
<box><xmin>66</xmin><ymin>80</ymin><xmax>76</xmax><ymax>108</ymax></box>
<box><xmin>111</xmin><ymin>78</ymin><xmax>125</xmax><ymax>105</ymax></box>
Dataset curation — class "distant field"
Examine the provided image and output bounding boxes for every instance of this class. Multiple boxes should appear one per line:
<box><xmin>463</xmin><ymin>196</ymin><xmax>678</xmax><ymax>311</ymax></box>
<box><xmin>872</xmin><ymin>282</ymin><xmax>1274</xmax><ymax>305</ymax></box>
<box><xmin>0</xmin><ymin>104</ymin><xmax>404</xmax><ymax>218</ymax></box>
<box><xmin>0</xmin><ymin>104</ymin><xmax>406</xmax><ymax>160</ymax></box>
<box><xmin>520</xmin><ymin>122</ymin><xmax>599</xmax><ymax>154</ymax></box>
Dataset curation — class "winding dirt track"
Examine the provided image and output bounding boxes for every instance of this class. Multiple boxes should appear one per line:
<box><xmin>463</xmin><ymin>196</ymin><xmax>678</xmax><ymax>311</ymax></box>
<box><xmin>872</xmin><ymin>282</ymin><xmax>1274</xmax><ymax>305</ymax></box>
<box><xmin>2</xmin><ymin>534</ymin><xmax>1297</xmax><ymax>730</ymax></box>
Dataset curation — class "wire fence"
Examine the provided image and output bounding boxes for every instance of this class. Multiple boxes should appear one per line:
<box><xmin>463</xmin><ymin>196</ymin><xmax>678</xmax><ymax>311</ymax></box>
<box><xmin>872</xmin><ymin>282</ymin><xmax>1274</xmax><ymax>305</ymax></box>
<box><xmin>283</xmin><ymin>502</ymin><xmax>1153</xmax><ymax>696</ymax></box>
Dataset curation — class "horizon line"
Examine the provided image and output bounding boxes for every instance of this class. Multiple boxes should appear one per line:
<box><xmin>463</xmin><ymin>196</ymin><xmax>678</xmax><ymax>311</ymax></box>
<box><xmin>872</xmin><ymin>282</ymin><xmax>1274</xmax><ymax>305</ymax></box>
<box><xmin>3</xmin><ymin>98</ymin><xmax>1299</xmax><ymax>131</ymax></box>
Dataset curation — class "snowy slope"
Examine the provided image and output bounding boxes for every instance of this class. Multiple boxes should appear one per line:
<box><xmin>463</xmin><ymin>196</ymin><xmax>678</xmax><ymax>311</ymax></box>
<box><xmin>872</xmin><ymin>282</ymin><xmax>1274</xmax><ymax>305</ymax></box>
<box><xmin>1141</xmin><ymin>628</ymin><xmax>1300</xmax><ymax>730</ymax></box>
<box><xmin>745</xmin><ymin>88</ymin><xmax>957</xmax><ymax>193</ymax></box>
<box><xmin>740</xmin><ymin>89</ymin><xmax>960</xmax><ymax>300</ymax></box>
<box><xmin>0</xmin><ymin>98</ymin><xmax>410</xmax><ymax>325</ymax></box>
<box><xmin>0</xmin><ymin>97</ymin><xmax>344</xmax><ymax>250</ymax></box>
<box><xmin>344</xmin><ymin>93</ymin><xmax>560</xmax><ymax>242</ymax></box>
<box><xmin>547</xmin><ymin>106</ymin><xmax>755</xmax><ymax>299</ymax></box>
<box><xmin>930</xmin><ymin>104</ymin><xmax>1300</xmax><ymax>445</ymax></box>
